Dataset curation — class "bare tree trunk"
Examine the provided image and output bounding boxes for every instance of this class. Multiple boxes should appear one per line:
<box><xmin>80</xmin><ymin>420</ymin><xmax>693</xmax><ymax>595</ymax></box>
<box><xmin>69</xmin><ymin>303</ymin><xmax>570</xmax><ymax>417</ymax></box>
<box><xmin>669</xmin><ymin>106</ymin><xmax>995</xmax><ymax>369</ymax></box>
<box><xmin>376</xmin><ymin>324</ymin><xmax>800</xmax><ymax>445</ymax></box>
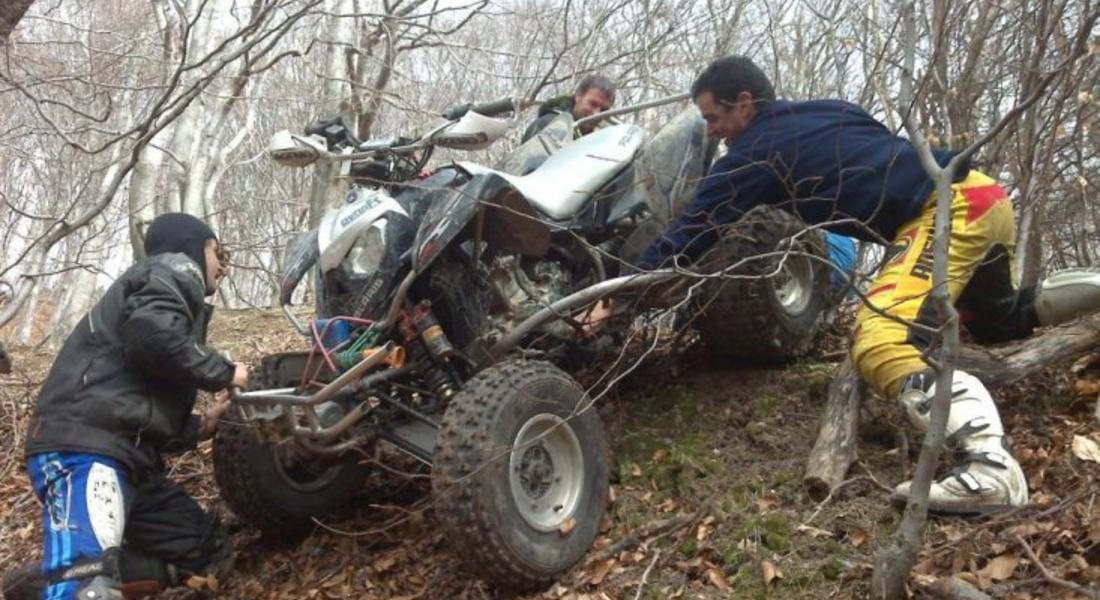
<box><xmin>44</xmin><ymin>266</ymin><xmax>97</xmax><ymax>347</ymax></box>
<box><xmin>187</xmin><ymin>61</ymin><xmax>254</xmax><ymax>220</ymax></box>
<box><xmin>1016</xmin><ymin>203</ymin><xmax>1044</xmax><ymax>289</ymax></box>
<box><xmin>17</xmin><ymin>224</ymin><xmax>49</xmax><ymax>345</ymax></box>
<box><xmin>128</xmin><ymin>134</ymin><xmax>168</xmax><ymax>258</ymax></box>
<box><xmin>871</xmin><ymin>3</ymin><xmax>961</xmax><ymax>596</ymax></box>
<box><xmin>871</xmin><ymin>153</ymin><xmax>962</xmax><ymax>600</ymax></box>
<box><xmin>323</xmin><ymin>0</ymin><xmax>356</xmax><ymax>124</ymax></box>
<box><xmin>167</xmin><ymin>0</ymin><xmax>216</xmax><ymax>215</ymax></box>
<box><xmin>202</xmin><ymin>99</ymin><xmax>256</xmax><ymax>231</ymax></box>
<box><xmin>51</xmin><ymin>156</ymin><xmax>125</xmax><ymax>344</ymax></box>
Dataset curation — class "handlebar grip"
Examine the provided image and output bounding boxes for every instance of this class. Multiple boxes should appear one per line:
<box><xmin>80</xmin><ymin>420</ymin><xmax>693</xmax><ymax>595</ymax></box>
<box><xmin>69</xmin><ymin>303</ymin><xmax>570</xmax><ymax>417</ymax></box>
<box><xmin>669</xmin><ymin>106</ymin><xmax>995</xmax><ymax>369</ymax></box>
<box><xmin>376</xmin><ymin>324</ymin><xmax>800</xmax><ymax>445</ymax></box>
<box><xmin>442</xmin><ymin>97</ymin><xmax>515</xmax><ymax>120</ymax></box>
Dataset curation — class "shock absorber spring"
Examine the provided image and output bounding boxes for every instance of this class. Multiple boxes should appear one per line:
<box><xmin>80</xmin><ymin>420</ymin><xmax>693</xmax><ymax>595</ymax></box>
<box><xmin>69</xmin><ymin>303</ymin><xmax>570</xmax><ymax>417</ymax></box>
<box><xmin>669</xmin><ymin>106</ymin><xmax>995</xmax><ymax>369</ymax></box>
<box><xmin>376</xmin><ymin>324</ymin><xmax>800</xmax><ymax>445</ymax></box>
<box><xmin>423</xmin><ymin>362</ymin><xmax>456</xmax><ymax>400</ymax></box>
<box><xmin>409</xmin><ymin>302</ymin><xmax>456</xmax><ymax>361</ymax></box>
<box><xmin>400</xmin><ymin>307</ymin><xmax>457</xmax><ymax>401</ymax></box>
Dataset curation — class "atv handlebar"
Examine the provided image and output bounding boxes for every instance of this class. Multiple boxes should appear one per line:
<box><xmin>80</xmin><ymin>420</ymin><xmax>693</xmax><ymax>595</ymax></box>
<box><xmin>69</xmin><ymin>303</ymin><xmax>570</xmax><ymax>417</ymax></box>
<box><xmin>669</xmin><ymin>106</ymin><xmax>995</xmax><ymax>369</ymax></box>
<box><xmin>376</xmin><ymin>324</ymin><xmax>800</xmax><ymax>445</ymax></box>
<box><xmin>441</xmin><ymin>97</ymin><xmax>516</xmax><ymax>121</ymax></box>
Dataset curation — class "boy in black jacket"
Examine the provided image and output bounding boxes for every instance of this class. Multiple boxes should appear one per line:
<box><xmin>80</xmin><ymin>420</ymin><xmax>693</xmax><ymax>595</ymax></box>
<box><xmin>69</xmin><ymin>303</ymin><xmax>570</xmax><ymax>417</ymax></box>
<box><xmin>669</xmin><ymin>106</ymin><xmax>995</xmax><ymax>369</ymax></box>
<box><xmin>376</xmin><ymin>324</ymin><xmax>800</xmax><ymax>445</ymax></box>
<box><xmin>6</xmin><ymin>213</ymin><xmax>248</xmax><ymax>599</ymax></box>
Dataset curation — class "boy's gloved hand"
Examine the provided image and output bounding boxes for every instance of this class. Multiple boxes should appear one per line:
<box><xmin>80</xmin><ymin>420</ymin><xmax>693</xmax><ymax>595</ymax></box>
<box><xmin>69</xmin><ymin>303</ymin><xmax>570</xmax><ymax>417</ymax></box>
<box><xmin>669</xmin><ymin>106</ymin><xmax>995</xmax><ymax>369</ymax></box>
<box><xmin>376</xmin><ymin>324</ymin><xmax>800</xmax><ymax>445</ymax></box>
<box><xmin>199</xmin><ymin>397</ymin><xmax>232</xmax><ymax>440</ymax></box>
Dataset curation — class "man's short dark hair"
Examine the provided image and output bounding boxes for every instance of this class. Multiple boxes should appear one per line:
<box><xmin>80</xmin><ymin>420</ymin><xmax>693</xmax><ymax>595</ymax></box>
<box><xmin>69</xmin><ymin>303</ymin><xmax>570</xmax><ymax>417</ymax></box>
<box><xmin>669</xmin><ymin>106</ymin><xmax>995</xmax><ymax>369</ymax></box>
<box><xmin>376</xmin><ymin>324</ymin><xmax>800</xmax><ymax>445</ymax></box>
<box><xmin>691</xmin><ymin>56</ymin><xmax>775</xmax><ymax>104</ymax></box>
<box><xmin>575</xmin><ymin>73</ymin><xmax>617</xmax><ymax>104</ymax></box>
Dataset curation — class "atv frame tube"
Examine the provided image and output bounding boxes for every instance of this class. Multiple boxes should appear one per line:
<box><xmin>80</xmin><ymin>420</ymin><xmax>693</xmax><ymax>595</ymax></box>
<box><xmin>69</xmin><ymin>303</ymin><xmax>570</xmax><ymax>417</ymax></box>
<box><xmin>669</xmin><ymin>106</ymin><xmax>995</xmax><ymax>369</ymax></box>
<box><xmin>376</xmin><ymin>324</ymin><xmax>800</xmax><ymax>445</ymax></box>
<box><xmin>489</xmin><ymin>269</ymin><xmax>678</xmax><ymax>358</ymax></box>
<box><xmin>231</xmin><ymin>343</ymin><xmax>399</xmax><ymax>444</ymax></box>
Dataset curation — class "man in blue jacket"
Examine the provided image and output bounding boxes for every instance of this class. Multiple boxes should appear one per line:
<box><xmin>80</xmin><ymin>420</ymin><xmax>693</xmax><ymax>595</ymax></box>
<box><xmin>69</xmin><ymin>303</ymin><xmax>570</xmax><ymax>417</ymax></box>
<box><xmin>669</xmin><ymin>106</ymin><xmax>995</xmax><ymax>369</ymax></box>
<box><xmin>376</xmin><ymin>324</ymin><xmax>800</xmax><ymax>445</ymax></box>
<box><xmin>4</xmin><ymin>213</ymin><xmax>249</xmax><ymax>599</ymax></box>
<box><xmin>590</xmin><ymin>56</ymin><xmax>1100</xmax><ymax>515</ymax></box>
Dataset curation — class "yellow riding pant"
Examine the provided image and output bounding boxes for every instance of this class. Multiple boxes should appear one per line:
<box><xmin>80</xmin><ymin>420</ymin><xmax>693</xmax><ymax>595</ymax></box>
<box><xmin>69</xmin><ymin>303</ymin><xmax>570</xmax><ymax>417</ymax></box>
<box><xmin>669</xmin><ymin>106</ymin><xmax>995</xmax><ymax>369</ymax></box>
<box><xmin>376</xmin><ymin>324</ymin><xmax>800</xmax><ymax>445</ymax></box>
<box><xmin>851</xmin><ymin>170</ymin><xmax>1016</xmax><ymax>398</ymax></box>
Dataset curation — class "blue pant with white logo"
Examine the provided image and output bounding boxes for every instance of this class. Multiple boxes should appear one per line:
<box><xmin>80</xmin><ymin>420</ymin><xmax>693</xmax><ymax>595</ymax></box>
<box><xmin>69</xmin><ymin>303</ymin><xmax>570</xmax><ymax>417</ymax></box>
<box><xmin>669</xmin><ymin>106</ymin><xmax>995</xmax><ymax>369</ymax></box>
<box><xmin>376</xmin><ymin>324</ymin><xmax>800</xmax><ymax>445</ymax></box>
<box><xmin>27</xmin><ymin>451</ymin><xmax>129</xmax><ymax>600</ymax></box>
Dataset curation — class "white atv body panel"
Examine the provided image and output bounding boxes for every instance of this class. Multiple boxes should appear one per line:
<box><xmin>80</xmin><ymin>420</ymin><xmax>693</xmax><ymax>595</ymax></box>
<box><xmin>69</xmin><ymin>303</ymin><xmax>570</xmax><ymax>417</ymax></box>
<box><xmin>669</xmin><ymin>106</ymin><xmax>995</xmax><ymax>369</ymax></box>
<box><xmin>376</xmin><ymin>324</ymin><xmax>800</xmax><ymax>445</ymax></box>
<box><xmin>318</xmin><ymin>188</ymin><xmax>407</xmax><ymax>272</ymax></box>
<box><xmin>433</xmin><ymin>111</ymin><xmax>512</xmax><ymax>150</ymax></box>
<box><xmin>459</xmin><ymin>123</ymin><xmax>647</xmax><ymax>220</ymax></box>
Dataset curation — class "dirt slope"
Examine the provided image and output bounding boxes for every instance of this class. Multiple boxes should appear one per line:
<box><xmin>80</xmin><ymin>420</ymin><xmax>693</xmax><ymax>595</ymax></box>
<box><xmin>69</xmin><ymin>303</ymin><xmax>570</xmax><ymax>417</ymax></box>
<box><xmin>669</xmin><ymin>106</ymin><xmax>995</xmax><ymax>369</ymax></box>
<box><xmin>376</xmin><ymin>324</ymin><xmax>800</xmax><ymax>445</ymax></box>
<box><xmin>2</xmin><ymin>308</ymin><xmax>1098</xmax><ymax>599</ymax></box>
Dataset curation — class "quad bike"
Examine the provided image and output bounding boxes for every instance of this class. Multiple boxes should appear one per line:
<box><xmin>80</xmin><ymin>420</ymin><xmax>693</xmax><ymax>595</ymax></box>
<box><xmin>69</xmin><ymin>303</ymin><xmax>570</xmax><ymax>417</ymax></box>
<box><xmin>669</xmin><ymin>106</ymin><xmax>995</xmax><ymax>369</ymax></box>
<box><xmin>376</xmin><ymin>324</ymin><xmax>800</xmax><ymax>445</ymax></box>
<box><xmin>213</xmin><ymin>95</ymin><xmax>837</xmax><ymax>590</ymax></box>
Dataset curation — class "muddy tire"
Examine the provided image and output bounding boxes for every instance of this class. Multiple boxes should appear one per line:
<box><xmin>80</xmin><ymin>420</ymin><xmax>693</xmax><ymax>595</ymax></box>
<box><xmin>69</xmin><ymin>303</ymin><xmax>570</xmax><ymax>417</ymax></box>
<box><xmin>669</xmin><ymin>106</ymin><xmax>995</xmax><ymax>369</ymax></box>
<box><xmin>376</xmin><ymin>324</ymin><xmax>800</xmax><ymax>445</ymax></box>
<box><xmin>432</xmin><ymin>360</ymin><xmax>609</xmax><ymax>591</ymax></box>
<box><xmin>695</xmin><ymin>205</ymin><xmax>830</xmax><ymax>362</ymax></box>
<box><xmin>213</xmin><ymin>357</ymin><xmax>367</xmax><ymax>538</ymax></box>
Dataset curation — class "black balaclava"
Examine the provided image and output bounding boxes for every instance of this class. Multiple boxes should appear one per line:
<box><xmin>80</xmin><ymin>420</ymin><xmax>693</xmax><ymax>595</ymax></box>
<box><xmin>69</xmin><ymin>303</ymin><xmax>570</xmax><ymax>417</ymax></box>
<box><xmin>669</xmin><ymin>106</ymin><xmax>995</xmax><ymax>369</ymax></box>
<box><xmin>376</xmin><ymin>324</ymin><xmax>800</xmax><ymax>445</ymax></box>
<box><xmin>143</xmin><ymin>213</ymin><xmax>218</xmax><ymax>292</ymax></box>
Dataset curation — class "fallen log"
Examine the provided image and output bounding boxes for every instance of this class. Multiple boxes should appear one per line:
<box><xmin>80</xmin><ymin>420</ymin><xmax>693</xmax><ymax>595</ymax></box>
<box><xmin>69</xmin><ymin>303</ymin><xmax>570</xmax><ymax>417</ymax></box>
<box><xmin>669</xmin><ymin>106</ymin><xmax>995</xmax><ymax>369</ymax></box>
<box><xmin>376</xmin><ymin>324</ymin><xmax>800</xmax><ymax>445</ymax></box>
<box><xmin>804</xmin><ymin>356</ymin><xmax>864</xmax><ymax>501</ymax></box>
<box><xmin>804</xmin><ymin>315</ymin><xmax>1100</xmax><ymax>500</ymax></box>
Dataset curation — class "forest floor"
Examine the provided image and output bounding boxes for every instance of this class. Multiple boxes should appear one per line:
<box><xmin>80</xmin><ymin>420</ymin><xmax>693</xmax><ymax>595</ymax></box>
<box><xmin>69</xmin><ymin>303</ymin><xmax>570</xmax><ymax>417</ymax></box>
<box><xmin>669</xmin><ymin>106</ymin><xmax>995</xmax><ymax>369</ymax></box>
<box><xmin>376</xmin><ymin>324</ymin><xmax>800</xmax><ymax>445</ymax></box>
<box><xmin>2</xmin><ymin>306</ymin><xmax>1099</xmax><ymax>599</ymax></box>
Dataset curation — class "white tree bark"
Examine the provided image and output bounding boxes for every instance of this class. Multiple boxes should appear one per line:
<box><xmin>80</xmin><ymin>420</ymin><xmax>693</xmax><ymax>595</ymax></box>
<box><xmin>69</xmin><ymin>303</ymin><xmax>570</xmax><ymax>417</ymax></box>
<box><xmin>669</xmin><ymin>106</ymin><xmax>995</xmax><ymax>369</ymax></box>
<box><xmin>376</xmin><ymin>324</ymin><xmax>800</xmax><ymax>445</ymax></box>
<box><xmin>323</xmin><ymin>0</ymin><xmax>356</xmax><ymax>123</ymax></box>
<box><xmin>43</xmin><ymin>266</ymin><xmax>98</xmax><ymax>347</ymax></box>
<box><xmin>188</xmin><ymin>68</ymin><xmax>254</xmax><ymax>227</ymax></box>
<box><xmin>128</xmin><ymin>130</ymin><xmax>170</xmax><ymax>258</ymax></box>
<box><xmin>16</xmin><ymin>219</ymin><xmax>49</xmax><ymax>344</ymax></box>
<box><xmin>166</xmin><ymin>0</ymin><xmax>217</xmax><ymax>216</ymax></box>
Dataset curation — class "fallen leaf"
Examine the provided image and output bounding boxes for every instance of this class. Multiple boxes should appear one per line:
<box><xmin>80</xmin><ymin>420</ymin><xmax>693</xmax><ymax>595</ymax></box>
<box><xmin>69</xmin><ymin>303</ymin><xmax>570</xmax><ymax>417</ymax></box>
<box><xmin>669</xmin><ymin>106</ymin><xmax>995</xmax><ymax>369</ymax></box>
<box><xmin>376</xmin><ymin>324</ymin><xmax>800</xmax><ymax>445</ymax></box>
<box><xmin>185</xmin><ymin>576</ymin><xmax>210</xmax><ymax>591</ymax></box>
<box><xmin>696</xmin><ymin>523</ymin><xmax>712</xmax><ymax>541</ymax></box>
<box><xmin>762</xmin><ymin>560</ymin><xmax>784</xmax><ymax>585</ymax></box>
<box><xmin>978</xmin><ymin>553</ymin><xmax>1019</xmax><ymax>581</ymax></box>
<box><xmin>1072</xmin><ymin>435</ymin><xmax>1100</xmax><ymax>462</ymax></box>
<box><xmin>1065</xmin><ymin>554</ymin><xmax>1090</xmax><ymax>575</ymax></box>
<box><xmin>913</xmin><ymin>558</ymin><xmax>935</xmax><ymax>575</ymax></box>
<box><xmin>1074</xmin><ymin>379</ymin><xmax>1100</xmax><ymax>397</ymax></box>
<box><xmin>560</xmin><ymin>517</ymin><xmax>577</xmax><ymax>535</ymax></box>
<box><xmin>1007</xmin><ymin>521</ymin><xmax>1053</xmax><ymax>537</ymax></box>
<box><xmin>755</xmin><ymin>495</ymin><xmax>778</xmax><ymax>514</ymax></box>
<box><xmin>850</xmin><ymin>528</ymin><xmax>869</xmax><ymax>548</ymax></box>
<box><xmin>706</xmin><ymin>567</ymin><xmax>730</xmax><ymax>591</ymax></box>
<box><xmin>373</xmin><ymin>553</ymin><xmax>398</xmax><ymax>573</ymax></box>
<box><xmin>587</xmin><ymin>559</ymin><xmax>615</xmax><ymax>585</ymax></box>
<box><xmin>631</xmin><ymin>463</ymin><xmax>643</xmax><ymax>478</ymax></box>
<box><xmin>652</xmin><ymin>448</ymin><xmax>669</xmax><ymax>462</ymax></box>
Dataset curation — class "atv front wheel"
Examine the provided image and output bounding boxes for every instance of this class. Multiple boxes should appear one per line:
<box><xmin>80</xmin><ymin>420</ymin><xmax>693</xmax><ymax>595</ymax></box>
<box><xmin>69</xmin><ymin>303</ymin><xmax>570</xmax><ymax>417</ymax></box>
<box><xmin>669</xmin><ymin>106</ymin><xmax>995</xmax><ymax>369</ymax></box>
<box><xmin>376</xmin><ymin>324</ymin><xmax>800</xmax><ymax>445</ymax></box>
<box><xmin>695</xmin><ymin>205</ymin><xmax>830</xmax><ymax>361</ymax></box>
<box><xmin>432</xmin><ymin>360</ymin><xmax>609</xmax><ymax>591</ymax></box>
<box><xmin>213</xmin><ymin>353</ymin><xmax>367</xmax><ymax>538</ymax></box>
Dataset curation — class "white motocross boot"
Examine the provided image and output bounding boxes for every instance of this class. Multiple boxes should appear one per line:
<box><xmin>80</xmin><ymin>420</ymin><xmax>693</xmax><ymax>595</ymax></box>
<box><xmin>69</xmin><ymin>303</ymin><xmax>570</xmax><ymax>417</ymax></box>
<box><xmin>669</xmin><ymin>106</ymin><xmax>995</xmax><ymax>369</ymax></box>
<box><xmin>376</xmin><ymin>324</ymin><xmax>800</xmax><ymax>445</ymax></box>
<box><xmin>891</xmin><ymin>370</ymin><xmax>1028</xmax><ymax>514</ymax></box>
<box><xmin>1035</xmin><ymin>269</ymin><xmax>1100</xmax><ymax>326</ymax></box>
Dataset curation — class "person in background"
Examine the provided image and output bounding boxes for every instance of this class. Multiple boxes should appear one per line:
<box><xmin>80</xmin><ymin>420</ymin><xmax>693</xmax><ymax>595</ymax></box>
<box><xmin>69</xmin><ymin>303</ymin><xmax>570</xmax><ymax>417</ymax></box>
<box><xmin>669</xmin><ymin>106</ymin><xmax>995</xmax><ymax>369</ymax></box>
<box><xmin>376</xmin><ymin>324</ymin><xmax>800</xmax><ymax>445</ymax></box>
<box><xmin>522</xmin><ymin>73</ymin><xmax>617</xmax><ymax>142</ymax></box>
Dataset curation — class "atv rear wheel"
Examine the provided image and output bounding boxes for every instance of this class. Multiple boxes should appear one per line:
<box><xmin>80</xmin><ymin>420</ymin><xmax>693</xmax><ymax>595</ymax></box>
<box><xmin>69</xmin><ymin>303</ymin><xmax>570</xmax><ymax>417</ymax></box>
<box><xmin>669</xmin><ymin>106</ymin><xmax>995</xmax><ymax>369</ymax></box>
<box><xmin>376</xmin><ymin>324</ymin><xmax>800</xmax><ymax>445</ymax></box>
<box><xmin>213</xmin><ymin>353</ymin><xmax>367</xmax><ymax>538</ymax></box>
<box><xmin>432</xmin><ymin>360</ymin><xmax>609</xmax><ymax>591</ymax></box>
<box><xmin>695</xmin><ymin>205</ymin><xmax>830</xmax><ymax>361</ymax></box>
